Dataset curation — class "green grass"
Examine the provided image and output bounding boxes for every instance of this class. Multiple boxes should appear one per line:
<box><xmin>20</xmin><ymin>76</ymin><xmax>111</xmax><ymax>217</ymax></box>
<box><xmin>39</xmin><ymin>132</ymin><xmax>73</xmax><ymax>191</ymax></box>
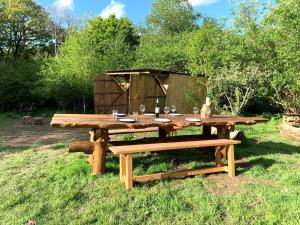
<box><xmin>0</xmin><ymin>116</ymin><xmax>300</xmax><ymax>224</ymax></box>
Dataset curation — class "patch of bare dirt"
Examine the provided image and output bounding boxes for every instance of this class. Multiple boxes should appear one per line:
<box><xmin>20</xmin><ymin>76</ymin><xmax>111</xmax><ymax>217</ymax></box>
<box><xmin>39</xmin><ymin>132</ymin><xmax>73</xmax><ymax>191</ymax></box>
<box><xmin>293</xmin><ymin>162</ymin><xmax>300</xmax><ymax>169</ymax></box>
<box><xmin>204</xmin><ymin>172</ymin><xmax>279</xmax><ymax>196</ymax></box>
<box><xmin>204</xmin><ymin>174</ymin><xmax>257</xmax><ymax>195</ymax></box>
<box><xmin>0</xmin><ymin>118</ymin><xmax>89</xmax><ymax>146</ymax></box>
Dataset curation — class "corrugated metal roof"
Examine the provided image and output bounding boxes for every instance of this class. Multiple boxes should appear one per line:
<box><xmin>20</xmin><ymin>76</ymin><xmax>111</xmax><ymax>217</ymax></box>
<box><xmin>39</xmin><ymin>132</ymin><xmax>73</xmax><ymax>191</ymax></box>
<box><xmin>105</xmin><ymin>68</ymin><xmax>190</xmax><ymax>76</ymax></box>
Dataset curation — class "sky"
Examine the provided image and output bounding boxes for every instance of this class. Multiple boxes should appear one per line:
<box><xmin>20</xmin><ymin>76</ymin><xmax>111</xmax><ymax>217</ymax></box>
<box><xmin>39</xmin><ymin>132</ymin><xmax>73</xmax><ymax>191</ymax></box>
<box><xmin>35</xmin><ymin>0</ymin><xmax>233</xmax><ymax>25</ymax></box>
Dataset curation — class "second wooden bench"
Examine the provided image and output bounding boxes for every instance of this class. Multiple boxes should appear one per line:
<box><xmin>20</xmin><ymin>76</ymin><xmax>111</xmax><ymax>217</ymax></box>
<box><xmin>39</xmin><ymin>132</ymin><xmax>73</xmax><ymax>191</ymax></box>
<box><xmin>110</xmin><ymin>139</ymin><xmax>241</xmax><ymax>190</ymax></box>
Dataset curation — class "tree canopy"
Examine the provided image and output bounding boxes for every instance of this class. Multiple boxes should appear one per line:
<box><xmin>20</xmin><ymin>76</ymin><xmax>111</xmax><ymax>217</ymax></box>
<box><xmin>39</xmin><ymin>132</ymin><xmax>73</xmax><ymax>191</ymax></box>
<box><xmin>0</xmin><ymin>0</ymin><xmax>52</xmax><ymax>59</ymax></box>
<box><xmin>0</xmin><ymin>0</ymin><xmax>299</xmax><ymax>114</ymax></box>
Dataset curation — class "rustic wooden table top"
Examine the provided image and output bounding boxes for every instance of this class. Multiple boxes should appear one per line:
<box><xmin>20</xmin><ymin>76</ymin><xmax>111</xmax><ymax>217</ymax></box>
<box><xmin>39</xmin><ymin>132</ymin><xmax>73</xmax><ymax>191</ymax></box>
<box><xmin>50</xmin><ymin>114</ymin><xmax>269</xmax><ymax>129</ymax></box>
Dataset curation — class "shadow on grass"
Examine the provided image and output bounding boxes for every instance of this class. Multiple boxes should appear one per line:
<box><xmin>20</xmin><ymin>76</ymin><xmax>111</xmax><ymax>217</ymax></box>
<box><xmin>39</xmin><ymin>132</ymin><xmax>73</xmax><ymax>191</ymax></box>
<box><xmin>237</xmin><ymin>139</ymin><xmax>300</xmax><ymax>158</ymax></box>
<box><xmin>0</xmin><ymin>144</ymin><xmax>31</xmax><ymax>155</ymax></box>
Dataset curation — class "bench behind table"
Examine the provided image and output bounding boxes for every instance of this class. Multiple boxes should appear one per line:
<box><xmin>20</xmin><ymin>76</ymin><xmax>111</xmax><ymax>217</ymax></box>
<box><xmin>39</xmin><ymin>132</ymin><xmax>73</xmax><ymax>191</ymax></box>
<box><xmin>110</xmin><ymin>139</ymin><xmax>241</xmax><ymax>190</ymax></box>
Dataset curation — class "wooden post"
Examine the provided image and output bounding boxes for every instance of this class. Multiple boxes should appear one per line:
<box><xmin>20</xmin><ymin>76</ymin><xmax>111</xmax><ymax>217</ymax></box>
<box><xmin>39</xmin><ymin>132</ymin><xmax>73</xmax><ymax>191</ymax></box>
<box><xmin>159</xmin><ymin>127</ymin><xmax>167</xmax><ymax>139</ymax></box>
<box><xmin>227</xmin><ymin>145</ymin><xmax>235</xmax><ymax>177</ymax></box>
<box><xmin>93</xmin><ymin>138</ymin><xmax>101</xmax><ymax>176</ymax></box>
<box><xmin>120</xmin><ymin>154</ymin><xmax>126</xmax><ymax>183</ymax></box>
<box><xmin>125</xmin><ymin>154</ymin><xmax>133</xmax><ymax>190</ymax></box>
<box><xmin>203</xmin><ymin>125</ymin><xmax>212</xmax><ymax>138</ymax></box>
<box><xmin>88</xmin><ymin>130</ymin><xmax>94</xmax><ymax>165</ymax></box>
<box><xmin>93</xmin><ymin>128</ymin><xmax>109</xmax><ymax>176</ymax></box>
<box><xmin>216</xmin><ymin>125</ymin><xmax>232</xmax><ymax>163</ymax></box>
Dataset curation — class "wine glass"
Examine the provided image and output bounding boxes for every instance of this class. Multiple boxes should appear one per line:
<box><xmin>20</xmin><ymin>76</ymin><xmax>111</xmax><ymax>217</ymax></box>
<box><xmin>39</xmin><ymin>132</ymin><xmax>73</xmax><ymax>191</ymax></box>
<box><xmin>139</xmin><ymin>104</ymin><xmax>145</xmax><ymax>115</ymax></box>
<box><xmin>171</xmin><ymin>105</ymin><xmax>176</xmax><ymax>113</ymax></box>
<box><xmin>164</xmin><ymin>106</ymin><xmax>170</xmax><ymax>114</ymax></box>
<box><xmin>112</xmin><ymin>109</ymin><xmax>118</xmax><ymax>118</ymax></box>
<box><xmin>193</xmin><ymin>106</ymin><xmax>199</xmax><ymax>115</ymax></box>
<box><xmin>132</xmin><ymin>111</ymin><xmax>138</xmax><ymax>121</ymax></box>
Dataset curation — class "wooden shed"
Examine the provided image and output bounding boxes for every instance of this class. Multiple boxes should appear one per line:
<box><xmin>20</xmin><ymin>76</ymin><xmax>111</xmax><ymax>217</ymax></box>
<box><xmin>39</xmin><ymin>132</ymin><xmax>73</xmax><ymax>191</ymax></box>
<box><xmin>93</xmin><ymin>69</ymin><xmax>207</xmax><ymax>114</ymax></box>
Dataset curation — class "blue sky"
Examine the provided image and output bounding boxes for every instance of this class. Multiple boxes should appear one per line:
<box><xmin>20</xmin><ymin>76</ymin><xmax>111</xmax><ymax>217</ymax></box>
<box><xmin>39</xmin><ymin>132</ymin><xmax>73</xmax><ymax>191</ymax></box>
<box><xmin>35</xmin><ymin>0</ymin><xmax>233</xmax><ymax>25</ymax></box>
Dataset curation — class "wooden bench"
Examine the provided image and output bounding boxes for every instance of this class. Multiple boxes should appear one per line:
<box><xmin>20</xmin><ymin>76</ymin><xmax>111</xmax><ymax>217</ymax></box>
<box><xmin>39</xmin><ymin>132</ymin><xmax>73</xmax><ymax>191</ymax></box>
<box><xmin>110</xmin><ymin>139</ymin><xmax>241</xmax><ymax>190</ymax></box>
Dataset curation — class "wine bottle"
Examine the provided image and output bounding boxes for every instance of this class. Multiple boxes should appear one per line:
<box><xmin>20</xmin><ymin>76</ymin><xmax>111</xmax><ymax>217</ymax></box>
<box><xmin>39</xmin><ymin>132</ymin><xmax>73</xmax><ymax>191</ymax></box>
<box><xmin>155</xmin><ymin>98</ymin><xmax>160</xmax><ymax>118</ymax></box>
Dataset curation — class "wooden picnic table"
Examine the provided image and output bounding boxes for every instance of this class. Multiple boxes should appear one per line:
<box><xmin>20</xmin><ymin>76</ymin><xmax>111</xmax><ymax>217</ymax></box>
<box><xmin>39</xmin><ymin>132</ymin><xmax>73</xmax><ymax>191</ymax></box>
<box><xmin>50</xmin><ymin>114</ymin><xmax>268</xmax><ymax>175</ymax></box>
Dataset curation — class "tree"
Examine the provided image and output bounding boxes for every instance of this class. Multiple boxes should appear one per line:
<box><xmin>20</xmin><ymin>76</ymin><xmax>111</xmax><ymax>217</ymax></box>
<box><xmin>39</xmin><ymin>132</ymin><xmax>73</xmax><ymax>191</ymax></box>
<box><xmin>187</xmin><ymin>19</ymin><xmax>225</xmax><ymax>77</ymax></box>
<box><xmin>40</xmin><ymin>16</ymin><xmax>138</xmax><ymax>112</ymax></box>
<box><xmin>146</xmin><ymin>0</ymin><xmax>200</xmax><ymax>35</ymax></box>
<box><xmin>209</xmin><ymin>63</ymin><xmax>265</xmax><ymax>115</ymax></box>
<box><xmin>87</xmin><ymin>15</ymin><xmax>139</xmax><ymax>55</ymax></box>
<box><xmin>0</xmin><ymin>0</ymin><xmax>52</xmax><ymax>59</ymax></box>
<box><xmin>134</xmin><ymin>32</ymin><xmax>189</xmax><ymax>72</ymax></box>
<box><xmin>262</xmin><ymin>0</ymin><xmax>300</xmax><ymax>113</ymax></box>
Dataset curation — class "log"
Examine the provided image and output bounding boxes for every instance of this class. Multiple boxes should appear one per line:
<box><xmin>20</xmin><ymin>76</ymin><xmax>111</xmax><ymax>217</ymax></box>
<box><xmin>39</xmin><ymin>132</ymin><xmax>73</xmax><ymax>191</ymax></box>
<box><xmin>69</xmin><ymin>141</ymin><xmax>93</xmax><ymax>154</ymax></box>
<box><xmin>279</xmin><ymin>123</ymin><xmax>300</xmax><ymax>141</ymax></box>
<box><xmin>23</xmin><ymin>116</ymin><xmax>34</xmax><ymax>125</ymax></box>
<box><xmin>34</xmin><ymin>117</ymin><xmax>44</xmax><ymax>125</ymax></box>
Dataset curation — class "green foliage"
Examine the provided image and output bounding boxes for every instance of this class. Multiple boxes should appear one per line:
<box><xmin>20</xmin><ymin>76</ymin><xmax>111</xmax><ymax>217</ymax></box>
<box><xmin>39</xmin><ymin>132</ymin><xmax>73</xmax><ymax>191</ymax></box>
<box><xmin>88</xmin><ymin>15</ymin><xmax>139</xmax><ymax>53</ymax></box>
<box><xmin>0</xmin><ymin>58</ymin><xmax>44</xmax><ymax>111</ymax></box>
<box><xmin>135</xmin><ymin>32</ymin><xmax>189</xmax><ymax>72</ymax></box>
<box><xmin>40</xmin><ymin>16</ymin><xmax>138</xmax><ymax>112</ymax></box>
<box><xmin>261</xmin><ymin>0</ymin><xmax>300</xmax><ymax>113</ymax></box>
<box><xmin>146</xmin><ymin>0</ymin><xmax>199</xmax><ymax>35</ymax></box>
<box><xmin>209</xmin><ymin>63</ymin><xmax>266</xmax><ymax>115</ymax></box>
<box><xmin>0</xmin><ymin>0</ymin><xmax>52</xmax><ymax>59</ymax></box>
<box><xmin>187</xmin><ymin>20</ymin><xmax>224</xmax><ymax>76</ymax></box>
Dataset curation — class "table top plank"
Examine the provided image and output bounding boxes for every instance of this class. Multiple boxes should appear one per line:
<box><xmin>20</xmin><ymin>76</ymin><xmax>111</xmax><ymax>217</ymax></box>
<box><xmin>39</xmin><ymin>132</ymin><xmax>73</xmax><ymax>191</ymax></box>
<box><xmin>50</xmin><ymin>114</ymin><xmax>268</xmax><ymax>129</ymax></box>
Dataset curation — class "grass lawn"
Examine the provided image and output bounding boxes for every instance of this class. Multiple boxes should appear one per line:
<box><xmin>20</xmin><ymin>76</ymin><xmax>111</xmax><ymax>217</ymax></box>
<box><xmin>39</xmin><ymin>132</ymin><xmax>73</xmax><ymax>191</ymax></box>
<box><xmin>0</xmin><ymin>114</ymin><xmax>300</xmax><ymax>225</ymax></box>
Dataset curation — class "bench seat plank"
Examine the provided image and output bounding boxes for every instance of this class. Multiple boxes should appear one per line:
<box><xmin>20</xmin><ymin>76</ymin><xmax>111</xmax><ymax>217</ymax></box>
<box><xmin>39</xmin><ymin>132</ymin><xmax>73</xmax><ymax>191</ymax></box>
<box><xmin>110</xmin><ymin>139</ymin><xmax>241</xmax><ymax>154</ymax></box>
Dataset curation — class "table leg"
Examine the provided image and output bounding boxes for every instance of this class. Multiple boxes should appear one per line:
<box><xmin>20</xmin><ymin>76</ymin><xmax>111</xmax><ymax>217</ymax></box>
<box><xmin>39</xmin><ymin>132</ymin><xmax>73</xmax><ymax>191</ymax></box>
<box><xmin>159</xmin><ymin>127</ymin><xmax>167</xmax><ymax>138</ymax></box>
<box><xmin>93</xmin><ymin>128</ymin><xmax>109</xmax><ymax>176</ymax></box>
<box><xmin>215</xmin><ymin>125</ymin><xmax>233</xmax><ymax>166</ymax></box>
<box><xmin>203</xmin><ymin>125</ymin><xmax>212</xmax><ymax>139</ymax></box>
<box><xmin>88</xmin><ymin>130</ymin><xmax>94</xmax><ymax>165</ymax></box>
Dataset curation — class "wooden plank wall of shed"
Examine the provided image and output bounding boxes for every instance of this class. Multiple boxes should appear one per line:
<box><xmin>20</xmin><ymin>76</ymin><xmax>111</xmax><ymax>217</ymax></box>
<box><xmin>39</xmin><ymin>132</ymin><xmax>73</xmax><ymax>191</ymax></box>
<box><xmin>129</xmin><ymin>74</ymin><xmax>165</xmax><ymax>114</ymax></box>
<box><xmin>165</xmin><ymin>74</ymin><xmax>207</xmax><ymax>114</ymax></box>
<box><xmin>94</xmin><ymin>75</ymin><xmax>128</xmax><ymax>114</ymax></box>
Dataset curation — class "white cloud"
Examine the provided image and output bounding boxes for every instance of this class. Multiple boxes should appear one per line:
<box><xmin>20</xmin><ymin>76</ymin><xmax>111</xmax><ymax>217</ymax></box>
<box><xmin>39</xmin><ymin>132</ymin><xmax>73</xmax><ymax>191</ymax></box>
<box><xmin>189</xmin><ymin>0</ymin><xmax>219</xmax><ymax>6</ymax></box>
<box><xmin>100</xmin><ymin>0</ymin><xmax>125</xmax><ymax>19</ymax></box>
<box><xmin>53</xmin><ymin>0</ymin><xmax>74</xmax><ymax>12</ymax></box>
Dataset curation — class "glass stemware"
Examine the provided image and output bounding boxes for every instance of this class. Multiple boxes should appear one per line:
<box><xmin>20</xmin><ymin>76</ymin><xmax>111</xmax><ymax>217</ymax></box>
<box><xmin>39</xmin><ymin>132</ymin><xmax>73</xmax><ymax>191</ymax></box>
<box><xmin>139</xmin><ymin>104</ymin><xmax>146</xmax><ymax>115</ymax></box>
<box><xmin>132</xmin><ymin>111</ymin><xmax>138</xmax><ymax>121</ymax></box>
<box><xmin>112</xmin><ymin>109</ymin><xmax>118</xmax><ymax>118</ymax></box>
<box><xmin>193</xmin><ymin>106</ymin><xmax>199</xmax><ymax>115</ymax></box>
<box><xmin>164</xmin><ymin>106</ymin><xmax>170</xmax><ymax>114</ymax></box>
<box><xmin>171</xmin><ymin>105</ymin><xmax>176</xmax><ymax>113</ymax></box>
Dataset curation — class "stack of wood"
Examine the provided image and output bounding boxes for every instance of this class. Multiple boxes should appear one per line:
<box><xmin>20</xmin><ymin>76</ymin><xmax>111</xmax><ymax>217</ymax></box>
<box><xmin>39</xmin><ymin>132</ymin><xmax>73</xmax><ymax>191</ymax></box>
<box><xmin>280</xmin><ymin>113</ymin><xmax>300</xmax><ymax>141</ymax></box>
<box><xmin>283</xmin><ymin>114</ymin><xmax>300</xmax><ymax>126</ymax></box>
<box><xmin>22</xmin><ymin>116</ymin><xmax>34</xmax><ymax>125</ymax></box>
<box><xmin>22</xmin><ymin>116</ymin><xmax>44</xmax><ymax>125</ymax></box>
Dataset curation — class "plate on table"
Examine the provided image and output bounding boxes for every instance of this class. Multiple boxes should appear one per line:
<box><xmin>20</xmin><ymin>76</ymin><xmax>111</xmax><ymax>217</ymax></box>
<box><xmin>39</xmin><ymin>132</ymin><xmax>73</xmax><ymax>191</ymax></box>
<box><xmin>118</xmin><ymin>118</ymin><xmax>135</xmax><ymax>123</ymax></box>
<box><xmin>155</xmin><ymin>118</ymin><xmax>171</xmax><ymax>123</ymax></box>
<box><xmin>185</xmin><ymin>118</ymin><xmax>201</xmax><ymax>122</ymax></box>
<box><xmin>169</xmin><ymin>113</ymin><xmax>183</xmax><ymax>116</ymax></box>
<box><xmin>116</xmin><ymin>113</ymin><xmax>127</xmax><ymax>117</ymax></box>
<box><xmin>144</xmin><ymin>113</ymin><xmax>155</xmax><ymax>116</ymax></box>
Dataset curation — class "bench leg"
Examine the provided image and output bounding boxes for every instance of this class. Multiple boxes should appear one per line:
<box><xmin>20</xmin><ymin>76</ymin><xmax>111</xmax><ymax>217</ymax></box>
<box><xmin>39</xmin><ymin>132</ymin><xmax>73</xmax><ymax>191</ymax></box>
<box><xmin>227</xmin><ymin>145</ymin><xmax>235</xmax><ymax>177</ymax></box>
<box><xmin>125</xmin><ymin>154</ymin><xmax>133</xmax><ymax>190</ymax></box>
<box><xmin>120</xmin><ymin>154</ymin><xmax>126</xmax><ymax>183</ymax></box>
